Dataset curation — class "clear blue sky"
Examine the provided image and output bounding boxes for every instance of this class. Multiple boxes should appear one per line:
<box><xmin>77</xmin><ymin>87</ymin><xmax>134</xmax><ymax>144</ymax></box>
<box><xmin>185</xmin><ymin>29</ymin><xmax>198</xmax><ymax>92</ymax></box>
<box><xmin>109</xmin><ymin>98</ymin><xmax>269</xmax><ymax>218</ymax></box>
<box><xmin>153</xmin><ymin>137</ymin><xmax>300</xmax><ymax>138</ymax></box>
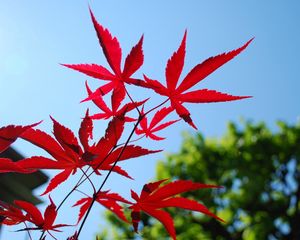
<box><xmin>0</xmin><ymin>1</ymin><xmax>299</xmax><ymax>239</ymax></box>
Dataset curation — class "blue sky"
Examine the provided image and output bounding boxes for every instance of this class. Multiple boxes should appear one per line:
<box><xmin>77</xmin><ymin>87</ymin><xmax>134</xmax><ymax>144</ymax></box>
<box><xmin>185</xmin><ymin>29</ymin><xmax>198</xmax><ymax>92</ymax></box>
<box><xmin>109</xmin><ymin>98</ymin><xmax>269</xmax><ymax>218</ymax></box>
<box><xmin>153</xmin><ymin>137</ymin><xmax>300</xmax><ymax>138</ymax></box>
<box><xmin>0</xmin><ymin>1</ymin><xmax>299</xmax><ymax>239</ymax></box>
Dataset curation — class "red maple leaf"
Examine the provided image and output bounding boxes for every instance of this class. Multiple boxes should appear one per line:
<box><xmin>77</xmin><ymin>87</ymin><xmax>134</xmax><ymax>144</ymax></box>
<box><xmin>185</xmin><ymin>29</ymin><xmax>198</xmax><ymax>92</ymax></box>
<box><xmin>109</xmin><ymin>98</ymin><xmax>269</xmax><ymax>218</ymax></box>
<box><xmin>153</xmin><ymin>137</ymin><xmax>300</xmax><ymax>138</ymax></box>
<box><xmin>73</xmin><ymin>190</ymin><xmax>131</xmax><ymax>224</ymax></box>
<box><xmin>85</xmin><ymin>81</ymin><xmax>147</xmax><ymax>122</ymax></box>
<box><xmin>0</xmin><ymin>197</ymin><xmax>69</xmax><ymax>233</ymax></box>
<box><xmin>16</xmin><ymin>113</ymin><xmax>97</xmax><ymax>195</ymax></box>
<box><xmin>62</xmin><ymin>8</ymin><xmax>144</xmax><ymax>104</ymax></box>
<box><xmin>16</xmin><ymin>112</ymin><xmax>159</xmax><ymax>194</ymax></box>
<box><xmin>129</xmin><ymin>179</ymin><xmax>223</xmax><ymax>240</ymax></box>
<box><xmin>143</xmin><ymin>31</ymin><xmax>253</xmax><ymax>129</ymax></box>
<box><xmin>0</xmin><ymin>158</ymin><xmax>34</xmax><ymax>174</ymax></box>
<box><xmin>0</xmin><ymin>122</ymin><xmax>40</xmax><ymax>153</ymax></box>
<box><xmin>0</xmin><ymin>122</ymin><xmax>40</xmax><ymax>173</ymax></box>
<box><xmin>0</xmin><ymin>200</ymin><xmax>27</xmax><ymax>226</ymax></box>
<box><xmin>15</xmin><ymin>112</ymin><xmax>121</xmax><ymax>194</ymax></box>
<box><xmin>135</xmin><ymin>106</ymin><xmax>180</xmax><ymax>141</ymax></box>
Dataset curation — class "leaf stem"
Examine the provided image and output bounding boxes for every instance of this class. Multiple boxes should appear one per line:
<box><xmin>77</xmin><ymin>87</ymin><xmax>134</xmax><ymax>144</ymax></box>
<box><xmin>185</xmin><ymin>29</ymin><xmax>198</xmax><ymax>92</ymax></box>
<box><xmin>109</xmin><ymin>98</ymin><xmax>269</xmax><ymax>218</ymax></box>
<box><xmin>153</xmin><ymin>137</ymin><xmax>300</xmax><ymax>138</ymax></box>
<box><xmin>125</xmin><ymin>87</ymin><xmax>141</xmax><ymax>115</ymax></box>
<box><xmin>144</xmin><ymin>98</ymin><xmax>169</xmax><ymax>116</ymax></box>
<box><xmin>24</xmin><ymin>222</ymin><xmax>32</xmax><ymax>240</ymax></box>
<box><xmin>79</xmin><ymin>168</ymin><xmax>96</xmax><ymax>195</ymax></box>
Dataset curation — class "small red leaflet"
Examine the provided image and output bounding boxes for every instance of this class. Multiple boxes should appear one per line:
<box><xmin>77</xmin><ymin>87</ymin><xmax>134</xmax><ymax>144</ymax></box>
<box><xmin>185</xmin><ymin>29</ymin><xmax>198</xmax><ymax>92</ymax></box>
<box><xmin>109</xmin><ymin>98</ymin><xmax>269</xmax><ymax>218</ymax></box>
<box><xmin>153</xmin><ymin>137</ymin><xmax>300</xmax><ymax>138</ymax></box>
<box><xmin>0</xmin><ymin>122</ymin><xmax>40</xmax><ymax>153</ymax></box>
<box><xmin>0</xmin><ymin>122</ymin><xmax>40</xmax><ymax>173</ymax></box>
<box><xmin>129</xmin><ymin>179</ymin><xmax>223</xmax><ymax>240</ymax></box>
<box><xmin>73</xmin><ymin>190</ymin><xmax>131</xmax><ymax>224</ymax></box>
<box><xmin>0</xmin><ymin>158</ymin><xmax>34</xmax><ymax>174</ymax></box>
<box><xmin>135</xmin><ymin>106</ymin><xmax>180</xmax><ymax>141</ymax></box>
<box><xmin>85</xmin><ymin>81</ymin><xmax>147</xmax><ymax>122</ymax></box>
<box><xmin>0</xmin><ymin>197</ymin><xmax>69</xmax><ymax>233</ymax></box>
<box><xmin>0</xmin><ymin>200</ymin><xmax>27</xmax><ymax>226</ymax></box>
<box><xmin>143</xmin><ymin>31</ymin><xmax>253</xmax><ymax>129</ymax></box>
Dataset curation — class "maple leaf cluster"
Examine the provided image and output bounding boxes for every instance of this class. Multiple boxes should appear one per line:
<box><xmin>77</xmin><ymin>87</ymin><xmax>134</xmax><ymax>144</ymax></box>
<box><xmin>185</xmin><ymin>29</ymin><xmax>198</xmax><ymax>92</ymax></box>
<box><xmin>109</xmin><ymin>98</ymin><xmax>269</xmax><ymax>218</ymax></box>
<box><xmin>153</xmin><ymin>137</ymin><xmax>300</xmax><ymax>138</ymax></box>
<box><xmin>0</xmin><ymin>8</ymin><xmax>252</xmax><ymax>240</ymax></box>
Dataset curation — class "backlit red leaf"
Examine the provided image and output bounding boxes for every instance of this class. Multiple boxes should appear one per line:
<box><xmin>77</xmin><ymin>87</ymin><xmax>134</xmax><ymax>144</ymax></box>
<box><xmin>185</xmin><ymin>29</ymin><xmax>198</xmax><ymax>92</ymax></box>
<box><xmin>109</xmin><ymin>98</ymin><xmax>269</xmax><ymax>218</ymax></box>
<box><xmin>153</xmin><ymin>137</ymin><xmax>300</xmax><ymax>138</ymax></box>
<box><xmin>129</xmin><ymin>180</ymin><xmax>222</xmax><ymax>240</ymax></box>
<box><xmin>123</xmin><ymin>35</ymin><xmax>144</xmax><ymax>78</ymax></box>
<box><xmin>90</xmin><ymin>8</ymin><xmax>122</xmax><ymax>76</ymax></box>
<box><xmin>142</xmin><ymin>34</ymin><xmax>253</xmax><ymax>129</ymax></box>
<box><xmin>166</xmin><ymin>31</ymin><xmax>186</xmax><ymax>91</ymax></box>
<box><xmin>41</xmin><ymin>169</ymin><xmax>73</xmax><ymax>195</ymax></box>
<box><xmin>61</xmin><ymin>64</ymin><xmax>115</xmax><ymax>80</ymax></box>
<box><xmin>177</xmin><ymin>38</ymin><xmax>254</xmax><ymax>93</ymax></box>
<box><xmin>79</xmin><ymin>110</ymin><xmax>93</xmax><ymax>151</ymax></box>
<box><xmin>14</xmin><ymin>200</ymin><xmax>44</xmax><ymax>226</ymax></box>
<box><xmin>0</xmin><ymin>122</ymin><xmax>40</xmax><ymax>153</ymax></box>
<box><xmin>51</xmin><ymin>116</ymin><xmax>82</xmax><ymax>159</ymax></box>
<box><xmin>21</xmin><ymin>128</ymin><xmax>67</xmax><ymax>161</ymax></box>
<box><xmin>0</xmin><ymin>158</ymin><xmax>32</xmax><ymax>173</ymax></box>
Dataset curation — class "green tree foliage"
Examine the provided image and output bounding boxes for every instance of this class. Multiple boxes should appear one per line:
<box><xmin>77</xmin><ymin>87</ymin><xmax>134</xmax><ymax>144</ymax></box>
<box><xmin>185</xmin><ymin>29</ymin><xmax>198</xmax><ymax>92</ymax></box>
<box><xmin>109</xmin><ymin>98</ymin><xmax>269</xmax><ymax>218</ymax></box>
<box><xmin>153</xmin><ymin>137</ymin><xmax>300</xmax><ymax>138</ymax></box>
<box><xmin>97</xmin><ymin>121</ymin><xmax>300</xmax><ymax>239</ymax></box>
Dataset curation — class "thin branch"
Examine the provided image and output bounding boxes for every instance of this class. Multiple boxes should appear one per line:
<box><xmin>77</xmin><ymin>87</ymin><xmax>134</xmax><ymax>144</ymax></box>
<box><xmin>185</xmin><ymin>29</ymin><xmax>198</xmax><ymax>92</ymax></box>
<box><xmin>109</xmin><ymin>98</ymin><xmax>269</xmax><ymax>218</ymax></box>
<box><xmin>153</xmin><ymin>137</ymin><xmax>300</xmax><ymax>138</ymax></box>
<box><xmin>125</xmin><ymin>87</ymin><xmax>141</xmax><ymax>116</ymax></box>
<box><xmin>76</xmin><ymin>117</ymin><xmax>142</xmax><ymax>238</ymax></box>
<box><xmin>79</xmin><ymin>168</ymin><xmax>96</xmax><ymax>195</ymax></box>
<box><xmin>23</xmin><ymin>222</ymin><xmax>32</xmax><ymax>240</ymax></box>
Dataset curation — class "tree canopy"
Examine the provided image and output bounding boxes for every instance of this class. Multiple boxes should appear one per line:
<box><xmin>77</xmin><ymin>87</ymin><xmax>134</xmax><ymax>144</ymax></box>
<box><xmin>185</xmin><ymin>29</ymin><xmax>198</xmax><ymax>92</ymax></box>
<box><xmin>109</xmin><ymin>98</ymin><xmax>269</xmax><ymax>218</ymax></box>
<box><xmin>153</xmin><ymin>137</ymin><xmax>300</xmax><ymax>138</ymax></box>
<box><xmin>97</xmin><ymin>121</ymin><xmax>300</xmax><ymax>240</ymax></box>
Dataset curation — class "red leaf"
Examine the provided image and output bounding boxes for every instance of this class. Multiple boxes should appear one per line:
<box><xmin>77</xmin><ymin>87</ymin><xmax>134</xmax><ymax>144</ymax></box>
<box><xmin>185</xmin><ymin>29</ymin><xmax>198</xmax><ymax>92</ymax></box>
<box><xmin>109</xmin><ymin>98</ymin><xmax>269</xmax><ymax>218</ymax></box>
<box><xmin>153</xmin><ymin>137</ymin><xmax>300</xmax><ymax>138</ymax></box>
<box><xmin>104</xmin><ymin>145</ymin><xmax>161</xmax><ymax>165</ymax></box>
<box><xmin>143</xmin><ymin>74</ymin><xmax>168</xmax><ymax>96</ymax></box>
<box><xmin>82</xmin><ymin>82</ymin><xmax>115</xmax><ymax>102</ymax></box>
<box><xmin>51</xmin><ymin>116</ymin><xmax>82</xmax><ymax>159</ymax></box>
<box><xmin>14</xmin><ymin>200</ymin><xmax>44</xmax><ymax>226</ymax></box>
<box><xmin>129</xmin><ymin>179</ymin><xmax>222</xmax><ymax>240</ymax></box>
<box><xmin>142</xmin><ymin>35</ymin><xmax>253</xmax><ymax>129</ymax></box>
<box><xmin>94</xmin><ymin>117</ymin><xmax>125</xmax><ymax>157</ymax></box>
<box><xmin>111</xmin><ymin>85</ymin><xmax>126</xmax><ymax>113</ymax></box>
<box><xmin>179</xmin><ymin>89</ymin><xmax>251</xmax><ymax>103</ymax></box>
<box><xmin>151</xmin><ymin>120</ymin><xmax>180</xmax><ymax>133</ymax></box>
<box><xmin>97</xmin><ymin>198</ymin><xmax>128</xmax><ymax>222</ymax></box>
<box><xmin>73</xmin><ymin>197</ymin><xmax>92</xmax><ymax>223</ymax></box>
<box><xmin>17</xmin><ymin>156</ymin><xmax>64</xmax><ymax>170</ymax></box>
<box><xmin>0</xmin><ymin>201</ymin><xmax>27</xmax><ymax>225</ymax></box>
<box><xmin>123</xmin><ymin>35</ymin><xmax>144</xmax><ymax>78</ymax></box>
<box><xmin>87</xmin><ymin>81</ymin><xmax>146</xmax><ymax>122</ymax></box>
<box><xmin>43</xmin><ymin>196</ymin><xmax>57</xmax><ymax>229</ymax></box>
<box><xmin>177</xmin><ymin>38</ymin><xmax>254</xmax><ymax>93</ymax></box>
<box><xmin>12</xmin><ymin>198</ymin><xmax>67</xmax><ymax>231</ymax></box>
<box><xmin>0</xmin><ymin>158</ymin><xmax>33</xmax><ymax>173</ymax></box>
<box><xmin>41</xmin><ymin>169</ymin><xmax>73</xmax><ymax>195</ymax></box>
<box><xmin>63</xmin><ymin>9</ymin><xmax>147</xmax><ymax>103</ymax></box>
<box><xmin>166</xmin><ymin>31</ymin><xmax>186</xmax><ymax>91</ymax></box>
<box><xmin>90</xmin><ymin>113</ymin><xmax>109</xmax><ymax>120</ymax></box>
<box><xmin>79</xmin><ymin>110</ymin><xmax>93</xmax><ymax>151</ymax></box>
<box><xmin>98</xmin><ymin>191</ymin><xmax>132</xmax><ymax>204</ymax></box>
<box><xmin>160</xmin><ymin>197</ymin><xmax>223</xmax><ymax>222</ymax></box>
<box><xmin>149</xmin><ymin>107</ymin><xmax>174</xmax><ymax>129</ymax></box>
<box><xmin>146</xmin><ymin>133</ymin><xmax>165</xmax><ymax>141</ymax></box>
<box><xmin>171</xmin><ymin>100</ymin><xmax>197</xmax><ymax>129</ymax></box>
<box><xmin>142</xmin><ymin>206</ymin><xmax>176</xmax><ymax>240</ymax></box>
<box><xmin>0</xmin><ymin>122</ymin><xmax>40</xmax><ymax>153</ymax></box>
<box><xmin>74</xmin><ymin>191</ymin><xmax>131</xmax><ymax>223</ymax></box>
<box><xmin>21</xmin><ymin>128</ymin><xmax>67</xmax><ymax>161</ymax></box>
<box><xmin>85</xmin><ymin>81</ymin><xmax>111</xmax><ymax>113</ymax></box>
<box><xmin>61</xmin><ymin>64</ymin><xmax>115</xmax><ymax>80</ymax></box>
<box><xmin>100</xmin><ymin>165</ymin><xmax>133</xmax><ymax>179</ymax></box>
<box><xmin>119</xmin><ymin>98</ymin><xmax>148</xmax><ymax>116</ymax></box>
<box><xmin>89</xmin><ymin>8</ymin><xmax>122</xmax><ymax>76</ymax></box>
<box><xmin>140</xmin><ymin>179</ymin><xmax>168</xmax><ymax>200</ymax></box>
<box><xmin>135</xmin><ymin>107</ymin><xmax>179</xmax><ymax>140</ymax></box>
<box><xmin>148</xmin><ymin>180</ymin><xmax>220</xmax><ymax>201</ymax></box>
